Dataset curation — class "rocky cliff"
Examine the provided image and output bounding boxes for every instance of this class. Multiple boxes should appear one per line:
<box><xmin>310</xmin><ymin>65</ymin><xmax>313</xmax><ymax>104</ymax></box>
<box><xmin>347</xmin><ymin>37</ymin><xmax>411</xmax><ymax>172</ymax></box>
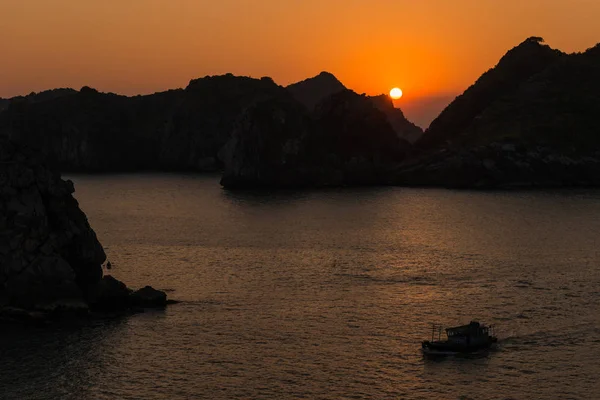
<box><xmin>0</xmin><ymin>138</ymin><xmax>168</xmax><ymax>321</ymax></box>
<box><xmin>1</xmin><ymin>72</ymin><xmax>422</xmax><ymax>183</ymax></box>
<box><xmin>0</xmin><ymin>75</ymin><xmax>287</xmax><ymax>173</ymax></box>
<box><xmin>287</xmin><ymin>72</ymin><xmax>422</xmax><ymax>143</ymax></box>
<box><xmin>418</xmin><ymin>37</ymin><xmax>565</xmax><ymax>149</ymax></box>
<box><xmin>369</xmin><ymin>94</ymin><xmax>423</xmax><ymax>143</ymax></box>
<box><xmin>0</xmin><ymin>137</ymin><xmax>105</xmax><ymax>311</ymax></box>
<box><xmin>221</xmin><ymin>89</ymin><xmax>411</xmax><ymax>188</ymax></box>
<box><xmin>4</xmin><ymin>38</ymin><xmax>599</xmax><ymax>189</ymax></box>
<box><xmin>286</xmin><ymin>71</ymin><xmax>347</xmax><ymax>111</ymax></box>
<box><xmin>220</xmin><ymin>95</ymin><xmax>315</xmax><ymax>188</ymax></box>
<box><xmin>396</xmin><ymin>38</ymin><xmax>600</xmax><ymax>188</ymax></box>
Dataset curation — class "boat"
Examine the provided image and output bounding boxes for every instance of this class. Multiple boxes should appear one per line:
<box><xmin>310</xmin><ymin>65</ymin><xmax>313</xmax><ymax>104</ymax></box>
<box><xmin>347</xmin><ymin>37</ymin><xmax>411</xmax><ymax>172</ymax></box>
<box><xmin>421</xmin><ymin>321</ymin><xmax>497</xmax><ymax>355</ymax></box>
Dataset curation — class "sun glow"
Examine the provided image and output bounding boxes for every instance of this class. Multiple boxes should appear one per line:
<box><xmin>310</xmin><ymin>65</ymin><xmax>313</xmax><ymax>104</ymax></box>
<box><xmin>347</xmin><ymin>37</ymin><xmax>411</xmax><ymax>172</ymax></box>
<box><xmin>390</xmin><ymin>87</ymin><xmax>403</xmax><ymax>99</ymax></box>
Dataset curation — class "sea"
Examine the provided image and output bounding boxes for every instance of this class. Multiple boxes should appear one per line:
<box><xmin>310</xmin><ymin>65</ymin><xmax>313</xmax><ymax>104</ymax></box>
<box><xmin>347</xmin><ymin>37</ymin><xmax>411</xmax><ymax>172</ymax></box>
<box><xmin>2</xmin><ymin>174</ymin><xmax>600</xmax><ymax>399</ymax></box>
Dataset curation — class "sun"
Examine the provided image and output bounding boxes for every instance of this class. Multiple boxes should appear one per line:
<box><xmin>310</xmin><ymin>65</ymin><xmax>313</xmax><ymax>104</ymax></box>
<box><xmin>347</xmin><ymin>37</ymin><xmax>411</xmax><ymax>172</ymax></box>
<box><xmin>390</xmin><ymin>87</ymin><xmax>403</xmax><ymax>99</ymax></box>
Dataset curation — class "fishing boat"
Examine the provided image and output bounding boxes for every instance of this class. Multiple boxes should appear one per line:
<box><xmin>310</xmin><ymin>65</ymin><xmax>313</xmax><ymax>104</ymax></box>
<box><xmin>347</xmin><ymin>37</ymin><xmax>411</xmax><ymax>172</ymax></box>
<box><xmin>421</xmin><ymin>321</ymin><xmax>497</xmax><ymax>355</ymax></box>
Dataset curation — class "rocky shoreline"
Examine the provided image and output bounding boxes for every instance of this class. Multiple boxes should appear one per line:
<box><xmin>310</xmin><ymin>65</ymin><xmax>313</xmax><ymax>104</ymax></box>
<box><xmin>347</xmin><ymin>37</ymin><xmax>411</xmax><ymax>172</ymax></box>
<box><xmin>394</xmin><ymin>140</ymin><xmax>600</xmax><ymax>189</ymax></box>
<box><xmin>0</xmin><ymin>137</ymin><xmax>174</xmax><ymax>324</ymax></box>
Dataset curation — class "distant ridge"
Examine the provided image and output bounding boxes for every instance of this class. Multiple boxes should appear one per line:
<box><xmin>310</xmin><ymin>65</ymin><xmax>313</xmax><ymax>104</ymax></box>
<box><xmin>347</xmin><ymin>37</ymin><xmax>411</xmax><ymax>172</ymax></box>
<box><xmin>287</xmin><ymin>72</ymin><xmax>422</xmax><ymax>142</ymax></box>
<box><xmin>369</xmin><ymin>94</ymin><xmax>423</xmax><ymax>143</ymax></box>
<box><xmin>419</xmin><ymin>37</ymin><xmax>565</xmax><ymax>148</ymax></box>
<box><xmin>4</xmin><ymin>36</ymin><xmax>600</xmax><ymax>189</ymax></box>
<box><xmin>286</xmin><ymin>71</ymin><xmax>347</xmax><ymax>111</ymax></box>
<box><xmin>0</xmin><ymin>74</ymin><xmax>287</xmax><ymax>172</ymax></box>
<box><xmin>396</xmin><ymin>37</ymin><xmax>600</xmax><ymax>188</ymax></box>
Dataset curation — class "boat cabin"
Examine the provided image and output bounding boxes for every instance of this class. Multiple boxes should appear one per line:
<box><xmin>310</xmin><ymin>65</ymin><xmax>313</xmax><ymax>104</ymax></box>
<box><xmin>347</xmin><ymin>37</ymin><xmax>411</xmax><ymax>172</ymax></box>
<box><xmin>423</xmin><ymin>321</ymin><xmax>497</xmax><ymax>354</ymax></box>
<box><xmin>445</xmin><ymin>321</ymin><xmax>492</xmax><ymax>346</ymax></box>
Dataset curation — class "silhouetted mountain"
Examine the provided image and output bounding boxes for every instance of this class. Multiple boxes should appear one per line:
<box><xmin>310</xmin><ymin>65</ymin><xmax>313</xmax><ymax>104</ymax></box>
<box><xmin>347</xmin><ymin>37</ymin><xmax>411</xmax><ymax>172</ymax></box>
<box><xmin>0</xmin><ymin>74</ymin><xmax>287</xmax><ymax>172</ymax></box>
<box><xmin>220</xmin><ymin>93</ymin><xmax>316</xmax><ymax>188</ymax></box>
<box><xmin>286</xmin><ymin>71</ymin><xmax>346</xmax><ymax>111</ymax></box>
<box><xmin>399</xmin><ymin>94</ymin><xmax>456</xmax><ymax>129</ymax></box>
<box><xmin>221</xmin><ymin>89</ymin><xmax>411</xmax><ymax>188</ymax></box>
<box><xmin>418</xmin><ymin>37</ymin><xmax>565</xmax><ymax>149</ymax></box>
<box><xmin>0</xmin><ymin>137</ymin><xmax>172</xmax><ymax>319</ymax></box>
<box><xmin>1</xmin><ymin>72</ymin><xmax>418</xmax><ymax>184</ymax></box>
<box><xmin>4</xmin><ymin>38</ymin><xmax>599</xmax><ymax>189</ymax></box>
<box><xmin>0</xmin><ymin>89</ymin><xmax>78</xmax><ymax>113</ymax></box>
<box><xmin>312</xmin><ymin>90</ymin><xmax>410</xmax><ymax>168</ymax></box>
<box><xmin>0</xmin><ymin>136</ymin><xmax>105</xmax><ymax>311</ymax></box>
<box><xmin>369</xmin><ymin>94</ymin><xmax>423</xmax><ymax>143</ymax></box>
<box><xmin>287</xmin><ymin>72</ymin><xmax>422</xmax><ymax>143</ymax></box>
<box><xmin>396</xmin><ymin>38</ymin><xmax>600</xmax><ymax>188</ymax></box>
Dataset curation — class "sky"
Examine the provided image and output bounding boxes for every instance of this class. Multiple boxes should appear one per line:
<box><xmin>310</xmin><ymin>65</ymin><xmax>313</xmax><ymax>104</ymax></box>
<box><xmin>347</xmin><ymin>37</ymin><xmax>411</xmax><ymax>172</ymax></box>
<box><xmin>1</xmin><ymin>0</ymin><xmax>599</xmax><ymax>127</ymax></box>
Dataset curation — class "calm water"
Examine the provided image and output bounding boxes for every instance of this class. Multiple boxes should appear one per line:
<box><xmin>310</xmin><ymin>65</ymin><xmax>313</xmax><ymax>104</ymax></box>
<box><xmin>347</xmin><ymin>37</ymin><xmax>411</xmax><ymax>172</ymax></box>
<box><xmin>2</xmin><ymin>175</ymin><xmax>600</xmax><ymax>399</ymax></box>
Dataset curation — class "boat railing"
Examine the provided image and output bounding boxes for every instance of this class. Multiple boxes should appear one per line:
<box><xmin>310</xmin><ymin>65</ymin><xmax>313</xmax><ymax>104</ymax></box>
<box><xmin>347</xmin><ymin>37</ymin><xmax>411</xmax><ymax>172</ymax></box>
<box><xmin>429</xmin><ymin>323</ymin><xmax>444</xmax><ymax>341</ymax></box>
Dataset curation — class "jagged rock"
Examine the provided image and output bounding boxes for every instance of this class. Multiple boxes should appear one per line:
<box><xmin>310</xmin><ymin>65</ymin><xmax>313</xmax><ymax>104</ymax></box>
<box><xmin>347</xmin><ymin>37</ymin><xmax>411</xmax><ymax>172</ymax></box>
<box><xmin>130</xmin><ymin>286</ymin><xmax>168</xmax><ymax>308</ymax></box>
<box><xmin>311</xmin><ymin>90</ymin><xmax>411</xmax><ymax>185</ymax></box>
<box><xmin>220</xmin><ymin>95</ymin><xmax>315</xmax><ymax>188</ymax></box>
<box><xmin>221</xmin><ymin>89</ymin><xmax>411</xmax><ymax>188</ymax></box>
<box><xmin>369</xmin><ymin>94</ymin><xmax>423</xmax><ymax>143</ymax></box>
<box><xmin>0</xmin><ymin>306</ymin><xmax>48</xmax><ymax>324</ymax></box>
<box><xmin>286</xmin><ymin>71</ymin><xmax>347</xmax><ymax>111</ymax></box>
<box><xmin>287</xmin><ymin>72</ymin><xmax>422</xmax><ymax>144</ymax></box>
<box><xmin>397</xmin><ymin>37</ymin><xmax>600</xmax><ymax>188</ymax></box>
<box><xmin>86</xmin><ymin>275</ymin><xmax>131</xmax><ymax>311</ymax></box>
<box><xmin>36</xmin><ymin>299</ymin><xmax>89</xmax><ymax>315</ymax></box>
<box><xmin>0</xmin><ymin>137</ymin><xmax>106</xmax><ymax>313</ymax></box>
<box><xmin>0</xmin><ymin>75</ymin><xmax>288</xmax><ymax>173</ymax></box>
<box><xmin>0</xmin><ymin>135</ymin><xmax>175</xmax><ymax>318</ymax></box>
<box><xmin>418</xmin><ymin>37</ymin><xmax>565</xmax><ymax>149</ymax></box>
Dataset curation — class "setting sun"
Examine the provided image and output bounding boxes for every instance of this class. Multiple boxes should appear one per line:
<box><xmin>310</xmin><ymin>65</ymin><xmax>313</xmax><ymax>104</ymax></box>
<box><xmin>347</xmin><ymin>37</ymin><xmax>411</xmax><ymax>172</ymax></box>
<box><xmin>390</xmin><ymin>87</ymin><xmax>403</xmax><ymax>99</ymax></box>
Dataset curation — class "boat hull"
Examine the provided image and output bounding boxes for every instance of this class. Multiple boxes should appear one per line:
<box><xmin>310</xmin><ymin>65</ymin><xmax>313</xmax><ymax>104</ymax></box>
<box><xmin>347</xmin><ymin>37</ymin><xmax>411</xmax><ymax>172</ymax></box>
<box><xmin>421</xmin><ymin>338</ymin><xmax>497</xmax><ymax>355</ymax></box>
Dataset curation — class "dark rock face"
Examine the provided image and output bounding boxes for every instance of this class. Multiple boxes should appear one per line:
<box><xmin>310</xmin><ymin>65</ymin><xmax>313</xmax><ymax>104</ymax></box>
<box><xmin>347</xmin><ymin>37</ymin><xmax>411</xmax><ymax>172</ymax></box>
<box><xmin>220</xmin><ymin>95</ymin><xmax>315</xmax><ymax>188</ymax></box>
<box><xmin>311</xmin><ymin>90</ymin><xmax>410</xmax><ymax>185</ymax></box>
<box><xmin>86</xmin><ymin>275</ymin><xmax>131</xmax><ymax>312</ymax></box>
<box><xmin>1</xmin><ymin>72</ymin><xmax>422</xmax><ymax>188</ymax></box>
<box><xmin>0</xmin><ymin>98</ymin><xmax>8</xmax><ymax>113</ymax></box>
<box><xmin>454</xmin><ymin>43</ymin><xmax>600</xmax><ymax>150</ymax></box>
<box><xmin>286</xmin><ymin>71</ymin><xmax>347</xmax><ymax>111</ymax></box>
<box><xmin>395</xmin><ymin>141</ymin><xmax>600</xmax><ymax>188</ymax></box>
<box><xmin>130</xmin><ymin>286</ymin><xmax>167</xmax><ymax>308</ymax></box>
<box><xmin>397</xmin><ymin>39</ymin><xmax>600</xmax><ymax>188</ymax></box>
<box><xmin>287</xmin><ymin>73</ymin><xmax>422</xmax><ymax>144</ymax></box>
<box><xmin>0</xmin><ymin>137</ymin><xmax>105</xmax><ymax>310</ymax></box>
<box><xmin>0</xmin><ymin>75</ymin><xmax>287</xmax><ymax>173</ymax></box>
<box><xmin>221</xmin><ymin>89</ymin><xmax>411</xmax><ymax>188</ymax></box>
<box><xmin>418</xmin><ymin>37</ymin><xmax>565</xmax><ymax>149</ymax></box>
<box><xmin>369</xmin><ymin>94</ymin><xmax>423</xmax><ymax>143</ymax></box>
<box><xmin>0</xmin><ymin>139</ymin><xmax>172</xmax><ymax>318</ymax></box>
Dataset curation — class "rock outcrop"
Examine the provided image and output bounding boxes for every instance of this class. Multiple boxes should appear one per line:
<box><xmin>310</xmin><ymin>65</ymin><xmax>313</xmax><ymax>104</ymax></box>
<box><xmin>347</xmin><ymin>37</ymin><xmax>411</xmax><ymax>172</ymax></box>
<box><xmin>0</xmin><ymin>137</ymin><xmax>105</xmax><ymax>311</ymax></box>
<box><xmin>395</xmin><ymin>140</ymin><xmax>600</xmax><ymax>188</ymax></box>
<box><xmin>130</xmin><ymin>286</ymin><xmax>168</xmax><ymax>308</ymax></box>
<box><xmin>369</xmin><ymin>94</ymin><xmax>423</xmax><ymax>143</ymax></box>
<box><xmin>0</xmin><ymin>138</ymin><xmax>169</xmax><ymax>321</ymax></box>
<box><xmin>287</xmin><ymin>72</ymin><xmax>422</xmax><ymax>143</ymax></box>
<box><xmin>0</xmin><ymin>98</ymin><xmax>8</xmax><ymax>113</ymax></box>
<box><xmin>396</xmin><ymin>38</ymin><xmax>600</xmax><ymax>188</ymax></box>
<box><xmin>0</xmin><ymin>75</ymin><xmax>287</xmax><ymax>173</ymax></box>
<box><xmin>418</xmin><ymin>37</ymin><xmax>565</xmax><ymax>149</ymax></box>
<box><xmin>220</xmin><ymin>95</ymin><xmax>316</xmax><ymax>188</ymax></box>
<box><xmin>4</xmin><ymin>38</ymin><xmax>600</xmax><ymax>189</ymax></box>
<box><xmin>310</xmin><ymin>90</ymin><xmax>411</xmax><ymax>185</ymax></box>
<box><xmin>286</xmin><ymin>71</ymin><xmax>347</xmax><ymax>111</ymax></box>
<box><xmin>1</xmin><ymin>72</ymin><xmax>422</xmax><ymax>188</ymax></box>
<box><xmin>221</xmin><ymin>89</ymin><xmax>411</xmax><ymax>188</ymax></box>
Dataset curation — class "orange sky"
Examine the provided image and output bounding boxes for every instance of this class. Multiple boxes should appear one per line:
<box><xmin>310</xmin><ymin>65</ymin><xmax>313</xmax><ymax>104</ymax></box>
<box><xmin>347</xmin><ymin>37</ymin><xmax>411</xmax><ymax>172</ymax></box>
<box><xmin>1</xmin><ymin>0</ymin><xmax>599</xmax><ymax>126</ymax></box>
